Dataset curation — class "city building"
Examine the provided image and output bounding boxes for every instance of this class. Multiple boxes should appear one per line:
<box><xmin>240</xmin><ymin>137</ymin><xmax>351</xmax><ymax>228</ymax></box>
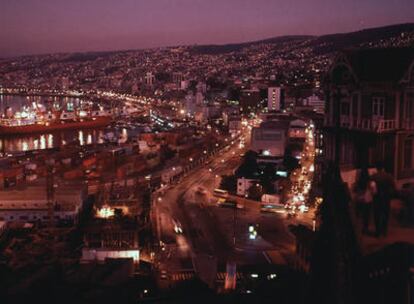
<box><xmin>81</xmin><ymin>217</ymin><xmax>140</xmax><ymax>264</ymax></box>
<box><xmin>251</xmin><ymin>120</ymin><xmax>290</xmax><ymax>157</ymax></box>
<box><xmin>240</xmin><ymin>89</ymin><xmax>261</xmax><ymax>114</ymax></box>
<box><xmin>323</xmin><ymin>48</ymin><xmax>414</xmax><ymax>188</ymax></box>
<box><xmin>0</xmin><ymin>181</ymin><xmax>87</xmax><ymax>224</ymax></box>
<box><xmin>304</xmin><ymin>94</ymin><xmax>325</xmax><ymax>114</ymax></box>
<box><xmin>268</xmin><ymin>87</ymin><xmax>281</xmax><ymax>111</ymax></box>
<box><xmin>172</xmin><ymin>72</ymin><xmax>183</xmax><ymax>86</ymax></box>
<box><xmin>289</xmin><ymin>119</ymin><xmax>307</xmax><ymax>139</ymax></box>
<box><xmin>228</xmin><ymin>115</ymin><xmax>242</xmax><ymax>135</ymax></box>
<box><xmin>145</xmin><ymin>72</ymin><xmax>155</xmax><ymax>86</ymax></box>
<box><xmin>237</xmin><ymin>177</ymin><xmax>259</xmax><ymax>197</ymax></box>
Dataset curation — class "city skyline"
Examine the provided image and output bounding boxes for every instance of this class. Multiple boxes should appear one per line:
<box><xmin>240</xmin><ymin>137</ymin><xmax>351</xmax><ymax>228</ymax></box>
<box><xmin>1</xmin><ymin>0</ymin><xmax>414</xmax><ymax>57</ymax></box>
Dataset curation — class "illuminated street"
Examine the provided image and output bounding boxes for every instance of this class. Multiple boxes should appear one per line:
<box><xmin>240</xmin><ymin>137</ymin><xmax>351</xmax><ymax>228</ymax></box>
<box><xmin>153</xmin><ymin>122</ymin><xmax>296</xmax><ymax>287</ymax></box>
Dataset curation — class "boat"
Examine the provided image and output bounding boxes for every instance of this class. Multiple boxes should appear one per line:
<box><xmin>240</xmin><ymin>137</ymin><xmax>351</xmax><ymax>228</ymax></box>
<box><xmin>0</xmin><ymin>107</ymin><xmax>112</xmax><ymax>135</ymax></box>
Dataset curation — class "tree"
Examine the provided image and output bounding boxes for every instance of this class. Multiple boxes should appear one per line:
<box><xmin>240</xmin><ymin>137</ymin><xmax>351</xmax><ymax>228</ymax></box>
<box><xmin>247</xmin><ymin>184</ymin><xmax>263</xmax><ymax>201</ymax></box>
<box><xmin>260</xmin><ymin>163</ymin><xmax>277</xmax><ymax>194</ymax></box>
<box><xmin>160</xmin><ymin>144</ymin><xmax>176</xmax><ymax>161</ymax></box>
<box><xmin>278</xmin><ymin>178</ymin><xmax>292</xmax><ymax>203</ymax></box>
<box><xmin>228</xmin><ymin>87</ymin><xmax>241</xmax><ymax>101</ymax></box>
<box><xmin>283</xmin><ymin>148</ymin><xmax>300</xmax><ymax>172</ymax></box>
<box><xmin>235</xmin><ymin>150</ymin><xmax>259</xmax><ymax>178</ymax></box>
<box><xmin>219</xmin><ymin>175</ymin><xmax>237</xmax><ymax>194</ymax></box>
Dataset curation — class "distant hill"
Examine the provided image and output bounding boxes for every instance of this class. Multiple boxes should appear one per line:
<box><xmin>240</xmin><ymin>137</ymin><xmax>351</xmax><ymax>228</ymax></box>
<box><xmin>191</xmin><ymin>23</ymin><xmax>414</xmax><ymax>55</ymax></box>
<box><xmin>308</xmin><ymin>23</ymin><xmax>414</xmax><ymax>54</ymax></box>
<box><xmin>190</xmin><ymin>35</ymin><xmax>313</xmax><ymax>54</ymax></box>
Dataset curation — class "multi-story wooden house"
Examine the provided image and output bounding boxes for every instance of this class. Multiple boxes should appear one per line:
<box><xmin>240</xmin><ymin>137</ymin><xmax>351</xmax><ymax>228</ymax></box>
<box><xmin>324</xmin><ymin>48</ymin><xmax>414</xmax><ymax>188</ymax></box>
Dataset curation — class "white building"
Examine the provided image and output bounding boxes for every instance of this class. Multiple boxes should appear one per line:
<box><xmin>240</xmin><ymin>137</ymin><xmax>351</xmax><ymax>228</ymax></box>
<box><xmin>268</xmin><ymin>87</ymin><xmax>281</xmax><ymax>111</ymax></box>
<box><xmin>145</xmin><ymin>72</ymin><xmax>155</xmax><ymax>86</ymax></box>
<box><xmin>304</xmin><ymin>94</ymin><xmax>324</xmax><ymax>114</ymax></box>
<box><xmin>237</xmin><ymin>177</ymin><xmax>259</xmax><ymax>196</ymax></box>
<box><xmin>0</xmin><ymin>182</ymin><xmax>86</xmax><ymax>224</ymax></box>
<box><xmin>180</xmin><ymin>80</ymin><xmax>189</xmax><ymax>90</ymax></box>
<box><xmin>251</xmin><ymin>120</ymin><xmax>289</xmax><ymax>157</ymax></box>
<box><xmin>81</xmin><ymin>248</ymin><xmax>140</xmax><ymax>264</ymax></box>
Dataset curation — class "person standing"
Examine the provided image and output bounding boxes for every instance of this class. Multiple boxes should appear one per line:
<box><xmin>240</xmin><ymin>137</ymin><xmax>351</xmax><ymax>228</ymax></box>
<box><xmin>371</xmin><ymin>162</ymin><xmax>395</xmax><ymax>237</ymax></box>
<box><xmin>352</xmin><ymin>168</ymin><xmax>376</xmax><ymax>234</ymax></box>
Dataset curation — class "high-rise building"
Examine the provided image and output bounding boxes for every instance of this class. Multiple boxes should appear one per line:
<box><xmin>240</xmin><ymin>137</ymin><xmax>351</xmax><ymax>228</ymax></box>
<box><xmin>268</xmin><ymin>87</ymin><xmax>281</xmax><ymax>111</ymax></box>
<box><xmin>145</xmin><ymin>72</ymin><xmax>155</xmax><ymax>86</ymax></box>
<box><xmin>195</xmin><ymin>91</ymin><xmax>204</xmax><ymax>105</ymax></box>
<box><xmin>172</xmin><ymin>72</ymin><xmax>183</xmax><ymax>86</ymax></box>
<box><xmin>240</xmin><ymin>89</ymin><xmax>261</xmax><ymax>114</ymax></box>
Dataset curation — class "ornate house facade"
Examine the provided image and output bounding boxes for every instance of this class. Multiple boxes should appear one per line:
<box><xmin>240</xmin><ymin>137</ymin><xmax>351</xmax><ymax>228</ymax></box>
<box><xmin>323</xmin><ymin>48</ymin><xmax>414</xmax><ymax>188</ymax></box>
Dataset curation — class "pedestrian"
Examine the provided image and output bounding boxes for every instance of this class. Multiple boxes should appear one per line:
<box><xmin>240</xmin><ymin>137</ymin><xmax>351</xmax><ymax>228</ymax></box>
<box><xmin>371</xmin><ymin>162</ymin><xmax>395</xmax><ymax>237</ymax></box>
<box><xmin>352</xmin><ymin>167</ymin><xmax>376</xmax><ymax>234</ymax></box>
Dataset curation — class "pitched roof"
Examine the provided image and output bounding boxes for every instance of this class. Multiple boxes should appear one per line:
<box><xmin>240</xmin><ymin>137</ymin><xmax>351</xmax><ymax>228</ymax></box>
<box><xmin>343</xmin><ymin>47</ymin><xmax>414</xmax><ymax>82</ymax></box>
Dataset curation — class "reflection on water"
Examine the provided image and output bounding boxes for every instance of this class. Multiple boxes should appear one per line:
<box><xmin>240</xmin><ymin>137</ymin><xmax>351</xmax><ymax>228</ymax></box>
<box><xmin>0</xmin><ymin>128</ymin><xmax>134</xmax><ymax>153</ymax></box>
<box><xmin>0</xmin><ymin>95</ymin><xmax>137</xmax><ymax>153</ymax></box>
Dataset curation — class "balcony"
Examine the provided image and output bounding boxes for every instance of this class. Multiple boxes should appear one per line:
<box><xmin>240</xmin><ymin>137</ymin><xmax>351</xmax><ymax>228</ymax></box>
<box><xmin>338</xmin><ymin>116</ymin><xmax>397</xmax><ymax>132</ymax></box>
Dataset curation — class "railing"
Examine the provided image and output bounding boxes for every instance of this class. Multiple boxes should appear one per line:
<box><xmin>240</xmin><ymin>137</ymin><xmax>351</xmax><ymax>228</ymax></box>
<box><xmin>350</xmin><ymin>117</ymin><xmax>370</xmax><ymax>130</ymax></box>
<box><xmin>377</xmin><ymin>119</ymin><xmax>396</xmax><ymax>131</ymax></box>
<box><xmin>346</xmin><ymin>117</ymin><xmax>396</xmax><ymax>132</ymax></box>
<box><xmin>402</xmin><ymin>119</ymin><xmax>414</xmax><ymax>130</ymax></box>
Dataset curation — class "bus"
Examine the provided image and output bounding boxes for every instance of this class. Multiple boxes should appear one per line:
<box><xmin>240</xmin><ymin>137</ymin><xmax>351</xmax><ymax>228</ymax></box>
<box><xmin>260</xmin><ymin>203</ymin><xmax>286</xmax><ymax>214</ymax></box>
<box><xmin>217</xmin><ymin>198</ymin><xmax>243</xmax><ymax>209</ymax></box>
<box><xmin>213</xmin><ymin>188</ymin><xmax>229</xmax><ymax>198</ymax></box>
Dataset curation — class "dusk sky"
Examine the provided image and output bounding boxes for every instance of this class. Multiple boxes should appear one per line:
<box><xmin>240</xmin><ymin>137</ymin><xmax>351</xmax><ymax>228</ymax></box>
<box><xmin>1</xmin><ymin>0</ymin><xmax>413</xmax><ymax>57</ymax></box>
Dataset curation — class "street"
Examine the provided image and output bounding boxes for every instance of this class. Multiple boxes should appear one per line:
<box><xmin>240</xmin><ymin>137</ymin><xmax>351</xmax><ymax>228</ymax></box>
<box><xmin>153</xmin><ymin>125</ymin><xmax>297</xmax><ymax>288</ymax></box>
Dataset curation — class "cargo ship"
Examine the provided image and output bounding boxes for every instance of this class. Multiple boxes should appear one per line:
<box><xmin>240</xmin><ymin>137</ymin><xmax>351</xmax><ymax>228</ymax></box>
<box><xmin>0</xmin><ymin>106</ymin><xmax>112</xmax><ymax>135</ymax></box>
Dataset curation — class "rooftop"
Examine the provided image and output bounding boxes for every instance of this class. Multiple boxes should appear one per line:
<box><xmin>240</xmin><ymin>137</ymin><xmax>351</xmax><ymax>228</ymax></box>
<box><xmin>342</xmin><ymin>47</ymin><xmax>414</xmax><ymax>82</ymax></box>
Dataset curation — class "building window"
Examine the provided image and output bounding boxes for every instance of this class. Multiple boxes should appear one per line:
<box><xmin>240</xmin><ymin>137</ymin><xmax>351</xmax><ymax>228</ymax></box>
<box><xmin>405</xmin><ymin>93</ymin><xmax>414</xmax><ymax>121</ymax></box>
<box><xmin>403</xmin><ymin>139</ymin><xmax>413</xmax><ymax>169</ymax></box>
<box><xmin>340</xmin><ymin>101</ymin><xmax>350</xmax><ymax>116</ymax></box>
<box><xmin>372</xmin><ymin>97</ymin><xmax>385</xmax><ymax>117</ymax></box>
<box><xmin>352</xmin><ymin>94</ymin><xmax>359</xmax><ymax>116</ymax></box>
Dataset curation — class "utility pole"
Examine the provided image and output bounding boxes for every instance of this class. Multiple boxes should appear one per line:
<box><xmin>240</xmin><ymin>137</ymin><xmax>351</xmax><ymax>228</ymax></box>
<box><xmin>233</xmin><ymin>205</ymin><xmax>237</xmax><ymax>247</ymax></box>
<box><xmin>46</xmin><ymin>160</ymin><xmax>55</xmax><ymax>228</ymax></box>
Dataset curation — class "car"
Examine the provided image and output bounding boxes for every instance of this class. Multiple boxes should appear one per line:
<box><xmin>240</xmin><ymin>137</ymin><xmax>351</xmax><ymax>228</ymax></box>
<box><xmin>172</xmin><ymin>219</ymin><xmax>183</xmax><ymax>234</ymax></box>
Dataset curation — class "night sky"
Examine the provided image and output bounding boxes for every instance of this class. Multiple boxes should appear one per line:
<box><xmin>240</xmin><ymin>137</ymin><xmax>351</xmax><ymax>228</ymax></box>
<box><xmin>1</xmin><ymin>0</ymin><xmax>413</xmax><ymax>57</ymax></box>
